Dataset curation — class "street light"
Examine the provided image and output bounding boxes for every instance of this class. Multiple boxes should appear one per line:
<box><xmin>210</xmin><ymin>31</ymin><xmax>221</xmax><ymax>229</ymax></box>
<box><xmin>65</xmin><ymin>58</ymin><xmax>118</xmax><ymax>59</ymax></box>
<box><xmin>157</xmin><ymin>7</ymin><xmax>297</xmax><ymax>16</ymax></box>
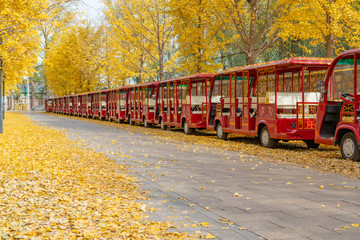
<box><xmin>0</xmin><ymin>47</ymin><xmax>3</xmax><ymax>134</ymax></box>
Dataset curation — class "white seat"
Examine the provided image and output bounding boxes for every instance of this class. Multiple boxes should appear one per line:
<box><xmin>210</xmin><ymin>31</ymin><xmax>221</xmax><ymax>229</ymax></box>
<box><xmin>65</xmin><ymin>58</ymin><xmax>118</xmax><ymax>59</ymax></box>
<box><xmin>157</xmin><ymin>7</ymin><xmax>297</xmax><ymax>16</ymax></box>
<box><xmin>277</xmin><ymin>114</ymin><xmax>317</xmax><ymax>119</ymax></box>
<box><xmin>266</xmin><ymin>92</ymin><xmax>321</xmax><ymax>109</ymax></box>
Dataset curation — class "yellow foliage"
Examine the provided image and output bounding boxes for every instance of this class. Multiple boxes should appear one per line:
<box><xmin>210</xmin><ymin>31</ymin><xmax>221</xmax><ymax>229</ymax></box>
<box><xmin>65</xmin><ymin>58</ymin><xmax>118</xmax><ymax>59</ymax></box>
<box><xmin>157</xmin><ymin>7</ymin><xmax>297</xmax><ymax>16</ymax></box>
<box><xmin>45</xmin><ymin>23</ymin><xmax>104</xmax><ymax>96</ymax></box>
<box><xmin>168</xmin><ymin>0</ymin><xmax>224</xmax><ymax>74</ymax></box>
<box><xmin>0</xmin><ymin>112</ymin><xmax>192</xmax><ymax>239</ymax></box>
<box><xmin>104</xmin><ymin>0</ymin><xmax>173</xmax><ymax>83</ymax></box>
<box><xmin>276</xmin><ymin>0</ymin><xmax>360</xmax><ymax>57</ymax></box>
<box><xmin>208</xmin><ymin>0</ymin><xmax>293</xmax><ymax>64</ymax></box>
<box><xmin>0</xmin><ymin>0</ymin><xmax>75</xmax><ymax>91</ymax></box>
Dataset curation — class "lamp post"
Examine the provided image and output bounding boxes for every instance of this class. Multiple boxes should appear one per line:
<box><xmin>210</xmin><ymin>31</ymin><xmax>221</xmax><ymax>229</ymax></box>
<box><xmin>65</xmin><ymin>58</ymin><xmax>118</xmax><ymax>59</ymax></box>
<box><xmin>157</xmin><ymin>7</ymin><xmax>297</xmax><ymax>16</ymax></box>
<box><xmin>0</xmin><ymin>37</ymin><xmax>3</xmax><ymax>134</ymax></box>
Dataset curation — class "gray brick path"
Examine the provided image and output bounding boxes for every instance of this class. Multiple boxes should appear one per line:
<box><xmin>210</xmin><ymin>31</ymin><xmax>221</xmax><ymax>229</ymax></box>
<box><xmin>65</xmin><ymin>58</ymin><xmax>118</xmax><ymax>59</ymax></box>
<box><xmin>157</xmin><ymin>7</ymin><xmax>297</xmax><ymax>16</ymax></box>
<box><xmin>27</xmin><ymin>112</ymin><xmax>360</xmax><ymax>240</ymax></box>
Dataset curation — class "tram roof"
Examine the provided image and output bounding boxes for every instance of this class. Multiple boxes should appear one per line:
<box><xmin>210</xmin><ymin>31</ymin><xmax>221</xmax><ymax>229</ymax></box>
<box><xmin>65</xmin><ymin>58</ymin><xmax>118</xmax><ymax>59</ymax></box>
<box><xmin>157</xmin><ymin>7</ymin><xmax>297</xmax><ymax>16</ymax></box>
<box><xmin>217</xmin><ymin>57</ymin><xmax>333</xmax><ymax>75</ymax></box>
<box><xmin>165</xmin><ymin>72</ymin><xmax>214</xmax><ymax>82</ymax></box>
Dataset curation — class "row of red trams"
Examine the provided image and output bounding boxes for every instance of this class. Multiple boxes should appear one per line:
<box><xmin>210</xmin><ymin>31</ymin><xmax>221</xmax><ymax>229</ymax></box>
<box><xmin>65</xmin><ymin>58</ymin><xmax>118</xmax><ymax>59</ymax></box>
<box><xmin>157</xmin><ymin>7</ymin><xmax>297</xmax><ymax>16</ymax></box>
<box><xmin>46</xmin><ymin>48</ymin><xmax>360</xmax><ymax>161</ymax></box>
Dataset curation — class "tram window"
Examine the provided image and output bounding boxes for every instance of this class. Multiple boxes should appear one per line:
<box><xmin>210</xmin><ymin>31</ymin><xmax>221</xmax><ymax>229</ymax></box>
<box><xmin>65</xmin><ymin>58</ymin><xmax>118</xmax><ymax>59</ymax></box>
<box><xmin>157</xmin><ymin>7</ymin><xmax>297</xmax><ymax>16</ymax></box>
<box><xmin>191</xmin><ymin>82</ymin><xmax>205</xmax><ymax>96</ymax></box>
<box><xmin>162</xmin><ymin>85</ymin><xmax>167</xmax><ymax>98</ymax></box>
<box><xmin>181</xmin><ymin>82</ymin><xmax>189</xmax><ymax>102</ymax></box>
<box><xmin>330</xmin><ymin>56</ymin><xmax>355</xmax><ymax>101</ymax></box>
<box><xmin>177</xmin><ymin>85</ymin><xmax>181</xmax><ymax>100</ymax></box>
<box><xmin>211</xmin><ymin>77</ymin><xmax>221</xmax><ymax>103</ymax></box>
<box><xmin>222</xmin><ymin>77</ymin><xmax>230</xmax><ymax>98</ymax></box>
<box><xmin>236</xmin><ymin>77</ymin><xmax>243</xmax><ymax>98</ymax></box>
<box><xmin>169</xmin><ymin>85</ymin><xmax>174</xmax><ymax>99</ymax></box>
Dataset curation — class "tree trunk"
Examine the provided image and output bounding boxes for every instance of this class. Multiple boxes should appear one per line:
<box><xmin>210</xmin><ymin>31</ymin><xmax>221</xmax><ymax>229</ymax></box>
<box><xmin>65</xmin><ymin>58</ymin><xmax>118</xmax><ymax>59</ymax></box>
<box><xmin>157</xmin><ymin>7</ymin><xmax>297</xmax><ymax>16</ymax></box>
<box><xmin>247</xmin><ymin>54</ymin><xmax>257</xmax><ymax>65</ymax></box>
<box><xmin>197</xmin><ymin>0</ymin><xmax>203</xmax><ymax>73</ymax></box>
<box><xmin>325</xmin><ymin>12</ymin><xmax>335</xmax><ymax>58</ymax></box>
<box><xmin>325</xmin><ymin>33</ymin><xmax>335</xmax><ymax>58</ymax></box>
<box><xmin>246</xmin><ymin>0</ymin><xmax>257</xmax><ymax>65</ymax></box>
<box><xmin>159</xmin><ymin>50</ymin><xmax>164</xmax><ymax>82</ymax></box>
<box><xmin>139</xmin><ymin>53</ymin><xmax>144</xmax><ymax>84</ymax></box>
<box><xmin>44</xmin><ymin>28</ymin><xmax>50</xmax><ymax>99</ymax></box>
<box><xmin>30</xmin><ymin>77</ymin><xmax>35</xmax><ymax>109</ymax></box>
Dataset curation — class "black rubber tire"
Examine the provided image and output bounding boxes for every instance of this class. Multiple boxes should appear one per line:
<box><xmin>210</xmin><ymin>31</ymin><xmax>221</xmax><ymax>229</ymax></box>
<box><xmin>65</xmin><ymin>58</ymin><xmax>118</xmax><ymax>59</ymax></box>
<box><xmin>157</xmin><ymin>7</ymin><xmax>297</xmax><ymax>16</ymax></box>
<box><xmin>144</xmin><ymin>118</ymin><xmax>150</xmax><ymax>128</ymax></box>
<box><xmin>216</xmin><ymin>123</ymin><xmax>228</xmax><ymax>140</ymax></box>
<box><xmin>304</xmin><ymin>140</ymin><xmax>320</xmax><ymax>149</ymax></box>
<box><xmin>340</xmin><ymin>132</ymin><xmax>360</xmax><ymax>161</ymax></box>
<box><xmin>184</xmin><ymin>121</ymin><xmax>195</xmax><ymax>135</ymax></box>
<box><xmin>259</xmin><ymin>127</ymin><xmax>277</xmax><ymax>148</ymax></box>
<box><xmin>160</xmin><ymin>119</ymin><xmax>167</xmax><ymax>130</ymax></box>
<box><xmin>129</xmin><ymin>116</ymin><xmax>134</xmax><ymax>125</ymax></box>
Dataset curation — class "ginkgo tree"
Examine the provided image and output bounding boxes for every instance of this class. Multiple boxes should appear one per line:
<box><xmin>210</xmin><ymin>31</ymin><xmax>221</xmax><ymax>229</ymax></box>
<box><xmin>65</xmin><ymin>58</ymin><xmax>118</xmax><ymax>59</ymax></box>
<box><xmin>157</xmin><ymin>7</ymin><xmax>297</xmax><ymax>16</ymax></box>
<box><xmin>208</xmin><ymin>0</ymin><xmax>293</xmax><ymax>65</ymax></box>
<box><xmin>45</xmin><ymin>23</ymin><xmax>104</xmax><ymax>96</ymax></box>
<box><xmin>169</xmin><ymin>0</ymin><xmax>224</xmax><ymax>74</ymax></box>
<box><xmin>104</xmin><ymin>0</ymin><xmax>173</xmax><ymax>83</ymax></box>
<box><xmin>0</xmin><ymin>0</ymin><xmax>76</xmax><ymax>91</ymax></box>
<box><xmin>276</xmin><ymin>0</ymin><xmax>360</xmax><ymax>58</ymax></box>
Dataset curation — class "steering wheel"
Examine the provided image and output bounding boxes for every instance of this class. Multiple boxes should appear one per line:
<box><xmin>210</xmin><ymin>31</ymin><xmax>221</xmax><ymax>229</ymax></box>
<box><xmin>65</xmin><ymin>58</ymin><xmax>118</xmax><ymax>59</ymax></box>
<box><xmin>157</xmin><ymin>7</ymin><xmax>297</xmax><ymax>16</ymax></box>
<box><xmin>341</xmin><ymin>93</ymin><xmax>355</xmax><ymax>103</ymax></box>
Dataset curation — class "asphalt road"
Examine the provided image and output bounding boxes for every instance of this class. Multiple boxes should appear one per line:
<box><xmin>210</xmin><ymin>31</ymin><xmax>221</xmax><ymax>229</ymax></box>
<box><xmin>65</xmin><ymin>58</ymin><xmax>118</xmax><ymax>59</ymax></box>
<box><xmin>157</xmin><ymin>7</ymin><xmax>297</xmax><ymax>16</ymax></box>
<box><xmin>27</xmin><ymin>112</ymin><xmax>360</xmax><ymax>240</ymax></box>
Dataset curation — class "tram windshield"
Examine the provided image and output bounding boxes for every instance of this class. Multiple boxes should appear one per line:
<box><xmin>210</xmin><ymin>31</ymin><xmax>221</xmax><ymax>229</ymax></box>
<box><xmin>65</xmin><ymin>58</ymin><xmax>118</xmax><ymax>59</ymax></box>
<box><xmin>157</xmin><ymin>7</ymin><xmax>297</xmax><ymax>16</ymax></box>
<box><xmin>328</xmin><ymin>56</ymin><xmax>360</xmax><ymax>101</ymax></box>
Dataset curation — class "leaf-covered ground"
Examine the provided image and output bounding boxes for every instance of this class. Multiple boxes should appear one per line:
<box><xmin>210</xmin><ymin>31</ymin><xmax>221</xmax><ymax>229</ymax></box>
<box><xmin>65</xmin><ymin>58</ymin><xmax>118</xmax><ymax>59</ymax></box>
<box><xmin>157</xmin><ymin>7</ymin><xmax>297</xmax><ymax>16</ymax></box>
<box><xmin>0</xmin><ymin>113</ymin><xmax>193</xmax><ymax>239</ymax></box>
<box><xmin>48</xmin><ymin>113</ymin><xmax>360</xmax><ymax>179</ymax></box>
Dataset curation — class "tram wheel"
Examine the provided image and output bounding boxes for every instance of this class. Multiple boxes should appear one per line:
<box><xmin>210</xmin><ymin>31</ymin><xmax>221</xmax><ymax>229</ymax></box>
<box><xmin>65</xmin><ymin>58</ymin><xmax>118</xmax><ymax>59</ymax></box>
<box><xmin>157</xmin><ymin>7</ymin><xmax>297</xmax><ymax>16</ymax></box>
<box><xmin>144</xmin><ymin>118</ymin><xmax>150</xmax><ymax>128</ymax></box>
<box><xmin>304</xmin><ymin>140</ymin><xmax>320</xmax><ymax>149</ymax></box>
<box><xmin>129</xmin><ymin>117</ymin><xmax>134</xmax><ymax>125</ymax></box>
<box><xmin>184</xmin><ymin>121</ymin><xmax>195</xmax><ymax>135</ymax></box>
<box><xmin>340</xmin><ymin>132</ymin><xmax>360</xmax><ymax>161</ymax></box>
<box><xmin>216</xmin><ymin>123</ymin><xmax>228</xmax><ymax>140</ymax></box>
<box><xmin>160</xmin><ymin>119</ymin><xmax>167</xmax><ymax>130</ymax></box>
<box><xmin>259</xmin><ymin>127</ymin><xmax>277</xmax><ymax>148</ymax></box>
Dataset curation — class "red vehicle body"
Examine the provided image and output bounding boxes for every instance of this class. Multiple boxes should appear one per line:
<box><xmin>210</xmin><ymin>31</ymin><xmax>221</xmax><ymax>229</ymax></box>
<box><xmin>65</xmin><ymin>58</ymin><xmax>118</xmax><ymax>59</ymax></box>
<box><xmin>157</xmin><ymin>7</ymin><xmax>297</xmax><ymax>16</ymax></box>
<box><xmin>126</xmin><ymin>73</ymin><xmax>213</xmax><ymax>133</ymax></box>
<box><xmin>60</xmin><ymin>97</ymin><xmax>65</xmax><ymax>114</ymax></box>
<box><xmin>72</xmin><ymin>95</ymin><xmax>80</xmax><ymax>116</ymax></box>
<box><xmin>54</xmin><ymin>98</ymin><xmax>59</xmax><ymax>113</ymax></box>
<box><xmin>92</xmin><ymin>90</ymin><xmax>107</xmax><ymax>120</ymax></box>
<box><xmin>45</xmin><ymin>98</ymin><xmax>53</xmax><ymax>112</ymax></box>
<box><xmin>128</xmin><ymin>82</ymin><xmax>158</xmax><ymax>127</ymax></box>
<box><xmin>315</xmin><ymin>48</ymin><xmax>360</xmax><ymax>160</ymax></box>
<box><xmin>155</xmin><ymin>73</ymin><xmax>213</xmax><ymax>134</ymax></box>
<box><xmin>107</xmin><ymin>87</ymin><xmax>129</xmax><ymax>122</ymax></box>
<box><xmin>47</xmin><ymin>50</ymin><xmax>360</xmax><ymax>160</ymax></box>
<box><xmin>65</xmin><ymin>96</ymin><xmax>71</xmax><ymax>115</ymax></box>
<box><xmin>207</xmin><ymin>58</ymin><xmax>332</xmax><ymax>148</ymax></box>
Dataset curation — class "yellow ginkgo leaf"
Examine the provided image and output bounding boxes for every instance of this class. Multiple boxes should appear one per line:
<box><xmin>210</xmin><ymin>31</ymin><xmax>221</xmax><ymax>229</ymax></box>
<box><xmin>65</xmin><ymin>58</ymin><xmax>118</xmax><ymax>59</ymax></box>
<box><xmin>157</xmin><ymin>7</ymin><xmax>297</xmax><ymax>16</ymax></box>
<box><xmin>204</xmin><ymin>232</ymin><xmax>216</xmax><ymax>239</ymax></box>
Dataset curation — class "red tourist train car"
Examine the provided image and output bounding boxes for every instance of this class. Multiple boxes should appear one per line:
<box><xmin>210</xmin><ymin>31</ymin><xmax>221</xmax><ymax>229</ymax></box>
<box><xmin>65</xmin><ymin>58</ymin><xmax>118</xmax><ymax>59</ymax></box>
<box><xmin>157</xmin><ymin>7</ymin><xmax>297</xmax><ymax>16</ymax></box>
<box><xmin>107</xmin><ymin>87</ymin><xmax>129</xmax><ymax>122</ymax></box>
<box><xmin>46</xmin><ymin>49</ymin><xmax>360</xmax><ymax>160</ymax></box>
<box><xmin>315</xmin><ymin>48</ymin><xmax>360</xmax><ymax>160</ymax></box>
<box><xmin>65</xmin><ymin>96</ymin><xmax>71</xmax><ymax>115</ymax></box>
<box><xmin>72</xmin><ymin>95</ymin><xmax>80</xmax><ymax>116</ymax></box>
<box><xmin>127</xmin><ymin>73</ymin><xmax>213</xmax><ymax>133</ymax></box>
<box><xmin>60</xmin><ymin>97</ymin><xmax>65</xmax><ymax>114</ymax></box>
<box><xmin>155</xmin><ymin>73</ymin><xmax>213</xmax><ymax>134</ymax></box>
<box><xmin>54</xmin><ymin>98</ymin><xmax>59</xmax><ymax>113</ymax></box>
<box><xmin>92</xmin><ymin>90</ymin><xmax>107</xmax><ymax>120</ymax></box>
<box><xmin>128</xmin><ymin>82</ymin><xmax>158</xmax><ymax>126</ymax></box>
<box><xmin>207</xmin><ymin>58</ymin><xmax>332</xmax><ymax>148</ymax></box>
<box><xmin>80</xmin><ymin>93</ymin><xmax>93</xmax><ymax>117</ymax></box>
<box><xmin>45</xmin><ymin>98</ymin><xmax>53</xmax><ymax>112</ymax></box>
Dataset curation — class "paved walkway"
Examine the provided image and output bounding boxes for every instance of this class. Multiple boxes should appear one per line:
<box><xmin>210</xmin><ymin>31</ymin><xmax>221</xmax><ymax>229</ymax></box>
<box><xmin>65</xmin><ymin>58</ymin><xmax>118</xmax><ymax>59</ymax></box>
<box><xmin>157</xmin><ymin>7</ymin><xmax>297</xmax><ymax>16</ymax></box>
<box><xmin>27</xmin><ymin>112</ymin><xmax>360</xmax><ymax>240</ymax></box>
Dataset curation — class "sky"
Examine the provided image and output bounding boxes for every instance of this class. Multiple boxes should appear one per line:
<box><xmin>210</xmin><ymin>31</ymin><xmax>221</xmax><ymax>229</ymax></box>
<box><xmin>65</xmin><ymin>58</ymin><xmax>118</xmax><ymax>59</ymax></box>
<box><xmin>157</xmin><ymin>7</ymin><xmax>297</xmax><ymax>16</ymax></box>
<box><xmin>77</xmin><ymin>0</ymin><xmax>104</xmax><ymax>22</ymax></box>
